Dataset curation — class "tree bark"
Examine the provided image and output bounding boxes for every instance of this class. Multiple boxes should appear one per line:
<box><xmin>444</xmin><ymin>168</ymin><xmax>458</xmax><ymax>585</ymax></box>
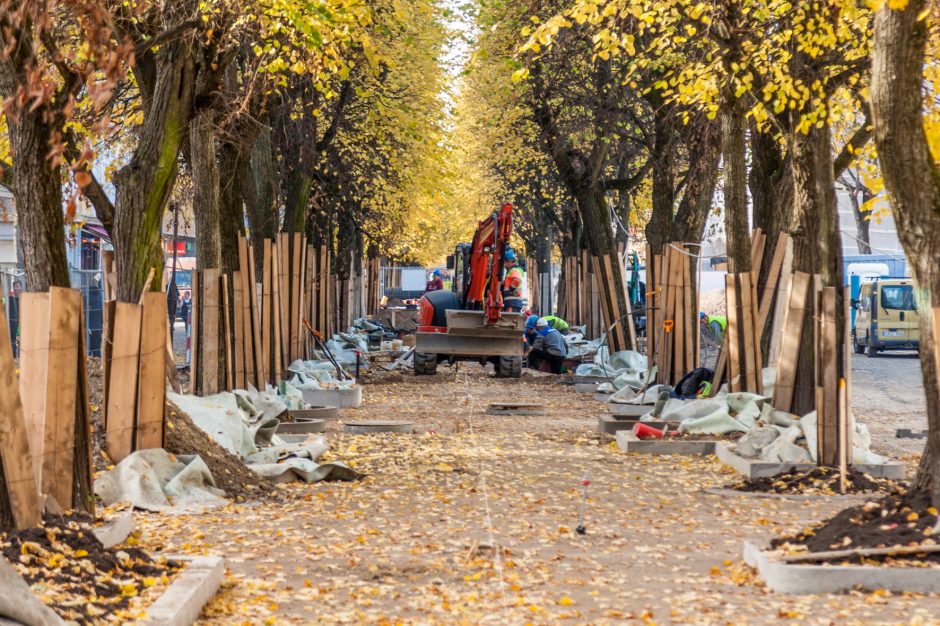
<box><xmin>646</xmin><ymin>108</ymin><xmax>676</xmax><ymax>254</ymax></box>
<box><xmin>721</xmin><ymin>103</ymin><xmax>752</xmax><ymax>273</ymax></box>
<box><xmin>788</xmin><ymin>120</ymin><xmax>844</xmax><ymax>420</ymax></box>
<box><xmin>218</xmin><ymin>136</ymin><xmax>250</xmax><ymax>274</ymax></box>
<box><xmin>245</xmin><ymin>125</ymin><xmax>279</xmax><ymax>275</ymax></box>
<box><xmin>190</xmin><ymin>108</ymin><xmax>221</xmax><ymax>271</ymax></box>
<box><xmin>111</xmin><ymin>41</ymin><xmax>195</xmax><ymax>302</ymax></box>
<box><xmin>870</xmin><ymin>0</ymin><xmax>940</xmax><ymax>504</ymax></box>
<box><xmin>4</xmin><ymin>109</ymin><xmax>71</xmax><ymax>291</ymax></box>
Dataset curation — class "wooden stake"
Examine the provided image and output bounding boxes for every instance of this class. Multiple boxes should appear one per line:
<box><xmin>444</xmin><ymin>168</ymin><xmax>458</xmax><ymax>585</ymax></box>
<box><xmin>137</xmin><ymin>291</ymin><xmax>167</xmax><ymax>450</ymax></box>
<box><xmin>262</xmin><ymin>240</ymin><xmax>272</xmax><ymax>385</ymax></box>
<box><xmin>222</xmin><ymin>274</ymin><xmax>234</xmax><ymax>391</ymax></box>
<box><xmin>773</xmin><ymin>271</ymin><xmax>811</xmax><ymax>412</ymax></box>
<box><xmin>838</xmin><ymin>377</ymin><xmax>848</xmax><ymax>493</ymax></box>
<box><xmin>725</xmin><ymin>274</ymin><xmax>741</xmax><ymax>393</ymax></box>
<box><xmin>201</xmin><ymin>268</ymin><xmax>220</xmax><ymax>395</ymax></box>
<box><xmin>0</xmin><ymin>297</ymin><xmax>41</xmax><ymax>527</ymax></box>
<box><xmin>190</xmin><ymin>271</ymin><xmax>200</xmax><ymax>395</ymax></box>
<box><xmin>106</xmin><ymin>302</ymin><xmax>142</xmax><ymax>463</ymax></box>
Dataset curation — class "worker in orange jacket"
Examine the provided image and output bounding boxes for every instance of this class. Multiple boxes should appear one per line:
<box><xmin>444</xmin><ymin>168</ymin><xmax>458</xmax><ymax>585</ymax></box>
<box><xmin>501</xmin><ymin>249</ymin><xmax>527</xmax><ymax>312</ymax></box>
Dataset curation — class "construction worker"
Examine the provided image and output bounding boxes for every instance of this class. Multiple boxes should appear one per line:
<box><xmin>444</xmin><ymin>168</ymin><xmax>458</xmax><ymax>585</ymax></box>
<box><xmin>502</xmin><ymin>249</ymin><xmax>527</xmax><ymax>312</ymax></box>
<box><xmin>524</xmin><ymin>314</ymin><xmax>539</xmax><ymax>347</ymax></box>
<box><xmin>700</xmin><ymin>313</ymin><xmax>727</xmax><ymax>341</ymax></box>
<box><xmin>540</xmin><ymin>315</ymin><xmax>570</xmax><ymax>335</ymax></box>
<box><xmin>527</xmin><ymin>318</ymin><xmax>568</xmax><ymax>373</ymax></box>
<box><xmin>425</xmin><ymin>269</ymin><xmax>444</xmax><ymax>292</ymax></box>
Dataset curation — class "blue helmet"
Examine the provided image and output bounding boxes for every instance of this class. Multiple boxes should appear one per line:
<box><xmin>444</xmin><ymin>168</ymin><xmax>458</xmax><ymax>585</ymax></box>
<box><xmin>433</xmin><ymin>269</ymin><xmax>442</xmax><ymax>277</ymax></box>
<box><xmin>526</xmin><ymin>314</ymin><xmax>538</xmax><ymax>329</ymax></box>
<box><xmin>504</xmin><ymin>248</ymin><xmax>516</xmax><ymax>262</ymax></box>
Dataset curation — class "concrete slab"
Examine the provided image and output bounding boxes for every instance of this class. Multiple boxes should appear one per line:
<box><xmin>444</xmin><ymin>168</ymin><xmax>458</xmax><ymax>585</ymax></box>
<box><xmin>142</xmin><ymin>556</ymin><xmax>224</xmax><ymax>626</ymax></box>
<box><xmin>486</xmin><ymin>402</ymin><xmax>546</xmax><ymax>415</ymax></box>
<box><xmin>615</xmin><ymin>431</ymin><xmax>717</xmax><ymax>456</ymax></box>
<box><xmin>277</xmin><ymin>418</ymin><xmax>326</xmax><ymax>434</ymax></box>
<box><xmin>344</xmin><ymin>420</ymin><xmax>414</xmax><ymax>434</ymax></box>
<box><xmin>299</xmin><ymin>386</ymin><xmax>363</xmax><ymax>408</ymax></box>
<box><xmin>574</xmin><ymin>382</ymin><xmax>599</xmax><ymax>393</ymax></box>
<box><xmin>609</xmin><ymin>403</ymin><xmax>652</xmax><ymax>417</ymax></box>
<box><xmin>290</xmin><ymin>407</ymin><xmax>339</xmax><ymax>420</ymax></box>
<box><xmin>716</xmin><ymin>443</ymin><xmax>907</xmax><ymax>480</ymax></box>
<box><xmin>704</xmin><ymin>487</ymin><xmax>869</xmax><ymax>502</ymax></box>
<box><xmin>743</xmin><ymin>541</ymin><xmax>940</xmax><ymax>594</ymax></box>
<box><xmin>597</xmin><ymin>415</ymin><xmax>668</xmax><ymax>435</ymax></box>
<box><xmin>92</xmin><ymin>510</ymin><xmax>134</xmax><ymax>549</ymax></box>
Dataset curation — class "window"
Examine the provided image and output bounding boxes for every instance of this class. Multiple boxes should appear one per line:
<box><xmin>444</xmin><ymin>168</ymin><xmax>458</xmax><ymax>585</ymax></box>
<box><xmin>880</xmin><ymin>285</ymin><xmax>916</xmax><ymax>311</ymax></box>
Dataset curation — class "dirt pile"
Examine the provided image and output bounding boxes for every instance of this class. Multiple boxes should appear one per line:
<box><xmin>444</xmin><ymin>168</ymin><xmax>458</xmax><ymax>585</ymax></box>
<box><xmin>2</xmin><ymin>511</ymin><xmax>180</xmax><ymax>624</ymax></box>
<box><xmin>729</xmin><ymin>466</ymin><xmax>901</xmax><ymax>496</ymax></box>
<box><xmin>165</xmin><ymin>401</ymin><xmax>272</xmax><ymax>500</ymax></box>
<box><xmin>771</xmin><ymin>487</ymin><xmax>940</xmax><ymax>563</ymax></box>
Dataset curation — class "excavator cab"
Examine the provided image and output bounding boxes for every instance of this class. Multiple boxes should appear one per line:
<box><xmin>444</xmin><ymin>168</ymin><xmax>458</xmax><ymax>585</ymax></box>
<box><xmin>414</xmin><ymin>205</ymin><xmax>525</xmax><ymax>377</ymax></box>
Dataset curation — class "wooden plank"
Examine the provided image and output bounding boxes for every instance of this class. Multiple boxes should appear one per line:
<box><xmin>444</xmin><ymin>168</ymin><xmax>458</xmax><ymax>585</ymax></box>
<box><xmin>768</xmin><ymin>237</ymin><xmax>794</xmax><ymax>367</ymax></box>
<box><xmin>739</xmin><ymin>272</ymin><xmax>758</xmax><ymax>393</ymax></box>
<box><xmin>616</xmin><ymin>254</ymin><xmax>638</xmax><ymax>351</ymax></box>
<box><xmin>304</xmin><ymin>245</ymin><xmax>315</xmax><ymax>358</ymax></box>
<box><xmin>820</xmin><ymin>286</ymin><xmax>839</xmax><ymax>467</ymax></box>
<box><xmin>725</xmin><ymin>274</ymin><xmax>741</xmax><ymax>393</ymax></box>
<box><xmin>673</xmin><ymin>246</ymin><xmax>686</xmax><ymax>381</ymax></box>
<box><xmin>41</xmin><ymin>288</ymin><xmax>81</xmax><ymax>507</ymax></box>
<box><xmin>261</xmin><ymin>240</ymin><xmax>272</xmax><ymax>385</ymax></box>
<box><xmin>222</xmin><ymin>274</ymin><xmax>234</xmax><ymax>392</ymax></box>
<box><xmin>293</xmin><ymin>234</ymin><xmax>303</xmax><ymax>362</ymax></box>
<box><xmin>247</xmin><ymin>241</ymin><xmax>264</xmax><ymax>387</ymax></box>
<box><xmin>74</xmin><ymin>305</ymin><xmax>94</xmax><ymax>514</ymax></box>
<box><xmin>750</xmin><ymin>269</ymin><xmax>764</xmax><ymax>395</ymax></box>
<box><xmin>202</xmin><ymin>268</ymin><xmax>220</xmax><ymax>395</ymax></box>
<box><xmin>750</xmin><ymin>228</ymin><xmax>766</xmax><ymax>279</ymax></box>
<box><xmin>233</xmin><ymin>271</ymin><xmax>245</xmax><ymax>389</ymax></box>
<box><xmin>272</xmin><ymin>240</ymin><xmax>283</xmax><ymax>382</ymax></box>
<box><xmin>238</xmin><ymin>240</ymin><xmax>254</xmax><ymax>388</ymax></box>
<box><xmin>106</xmin><ymin>303</ymin><xmax>142</xmax><ymax>463</ymax></box>
<box><xmin>682</xmin><ymin>248</ymin><xmax>694</xmax><ymax>374</ymax></box>
<box><xmin>772</xmin><ymin>271</ymin><xmax>811</xmax><ymax>412</ymax></box>
<box><xmin>103</xmin><ymin>300</ymin><xmax>116</xmax><ymax>412</ymax></box>
<box><xmin>275</xmin><ymin>233</ymin><xmax>291</xmax><ymax>371</ymax></box>
<box><xmin>19</xmin><ymin>293</ymin><xmax>50</xmax><ymax>488</ymax></box>
<box><xmin>137</xmin><ymin>291</ymin><xmax>167</xmax><ymax>450</ymax></box>
<box><xmin>838</xmin><ymin>378</ymin><xmax>848</xmax><ymax>492</ymax></box>
<box><xmin>190</xmin><ymin>271</ymin><xmax>200</xmax><ymax>395</ymax></box>
<box><xmin>0</xmin><ymin>296</ymin><xmax>42</xmax><ymax>527</ymax></box>
<box><xmin>318</xmin><ymin>245</ymin><xmax>327</xmax><ymax>336</ymax></box>
<box><xmin>757</xmin><ymin>233</ymin><xmax>790</xmax><ymax>332</ymax></box>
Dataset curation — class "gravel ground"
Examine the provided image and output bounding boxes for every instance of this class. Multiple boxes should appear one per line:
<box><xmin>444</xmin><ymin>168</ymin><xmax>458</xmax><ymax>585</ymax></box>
<box><xmin>131</xmin><ymin>367</ymin><xmax>940</xmax><ymax>625</ymax></box>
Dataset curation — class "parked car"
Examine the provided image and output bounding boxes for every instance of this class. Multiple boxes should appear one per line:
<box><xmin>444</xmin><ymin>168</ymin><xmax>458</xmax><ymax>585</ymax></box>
<box><xmin>852</xmin><ymin>278</ymin><xmax>920</xmax><ymax>357</ymax></box>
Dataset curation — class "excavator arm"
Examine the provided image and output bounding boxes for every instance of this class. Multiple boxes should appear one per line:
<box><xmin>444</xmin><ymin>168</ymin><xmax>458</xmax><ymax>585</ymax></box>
<box><xmin>464</xmin><ymin>203</ymin><xmax>514</xmax><ymax>324</ymax></box>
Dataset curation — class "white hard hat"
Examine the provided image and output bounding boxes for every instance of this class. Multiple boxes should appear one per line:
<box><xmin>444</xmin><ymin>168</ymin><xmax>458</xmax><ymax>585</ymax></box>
<box><xmin>536</xmin><ymin>318</ymin><xmax>549</xmax><ymax>328</ymax></box>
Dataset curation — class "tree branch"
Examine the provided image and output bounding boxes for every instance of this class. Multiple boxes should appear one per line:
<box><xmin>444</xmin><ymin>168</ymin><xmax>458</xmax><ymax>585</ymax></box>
<box><xmin>134</xmin><ymin>19</ymin><xmax>202</xmax><ymax>57</ymax></box>
<box><xmin>316</xmin><ymin>79</ymin><xmax>354</xmax><ymax>153</ymax></box>
<box><xmin>833</xmin><ymin>108</ymin><xmax>873</xmax><ymax>178</ymax></box>
<box><xmin>602</xmin><ymin>158</ymin><xmax>653</xmax><ymax>191</ymax></box>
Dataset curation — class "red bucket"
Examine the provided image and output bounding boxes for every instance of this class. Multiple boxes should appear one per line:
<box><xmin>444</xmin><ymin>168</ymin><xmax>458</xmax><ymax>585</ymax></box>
<box><xmin>632</xmin><ymin>422</ymin><xmax>665</xmax><ymax>440</ymax></box>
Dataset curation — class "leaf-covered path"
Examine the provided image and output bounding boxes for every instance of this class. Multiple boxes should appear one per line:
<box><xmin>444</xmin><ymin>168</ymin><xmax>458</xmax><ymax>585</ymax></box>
<box><xmin>135</xmin><ymin>371</ymin><xmax>940</xmax><ymax>624</ymax></box>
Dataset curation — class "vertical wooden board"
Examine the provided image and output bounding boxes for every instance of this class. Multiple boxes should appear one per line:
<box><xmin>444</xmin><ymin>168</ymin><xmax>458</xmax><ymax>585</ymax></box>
<box><xmin>820</xmin><ymin>287</ymin><xmax>839</xmax><ymax>466</ymax></box>
<box><xmin>74</xmin><ymin>305</ymin><xmax>94</xmax><ymax>515</ymax></box>
<box><xmin>672</xmin><ymin>248</ymin><xmax>686</xmax><ymax>381</ymax></box>
<box><xmin>19</xmin><ymin>293</ymin><xmax>50</xmax><ymax>487</ymax></box>
<box><xmin>750</xmin><ymin>229</ymin><xmax>766</xmax><ymax>279</ymax></box>
<box><xmin>304</xmin><ymin>245</ymin><xmax>315</xmax><ymax>358</ymax></box>
<box><xmin>232</xmin><ymin>271</ymin><xmax>245</xmax><ymax>389</ymax></box>
<box><xmin>222</xmin><ymin>274</ymin><xmax>234</xmax><ymax>392</ymax></box>
<box><xmin>261</xmin><ymin>240</ymin><xmax>272</xmax><ymax>386</ymax></box>
<box><xmin>726</xmin><ymin>274</ymin><xmax>741</xmax><ymax>393</ymax></box>
<box><xmin>288</xmin><ymin>233</ymin><xmax>302</xmax><ymax>364</ymax></box>
<box><xmin>615</xmin><ymin>254</ymin><xmax>637</xmax><ymax>351</ymax></box>
<box><xmin>277</xmin><ymin>235</ymin><xmax>289</xmax><ymax>369</ymax></box>
<box><xmin>768</xmin><ymin>238</ymin><xmax>794</xmax><ymax>366</ymax></box>
<box><xmin>190</xmin><ymin>271</ymin><xmax>200</xmax><ymax>395</ymax></box>
<box><xmin>932</xmin><ymin>307</ymin><xmax>940</xmax><ymax>411</ymax></box>
<box><xmin>773</xmin><ymin>271</ymin><xmax>810</xmax><ymax>412</ymax></box>
<box><xmin>247</xmin><ymin>242</ymin><xmax>264</xmax><ymax>387</ymax></box>
<box><xmin>201</xmin><ymin>269</ymin><xmax>220</xmax><ymax>395</ymax></box>
<box><xmin>750</xmin><ymin>270</ymin><xmax>764</xmax><ymax>395</ymax></box>
<box><xmin>650</xmin><ymin>254</ymin><xmax>662</xmax><ymax>362</ymax></box>
<box><xmin>682</xmin><ymin>250</ymin><xmax>694</xmax><ymax>375</ymax></box>
<box><xmin>238</xmin><ymin>240</ymin><xmax>253</xmax><ymax>387</ymax></box>
<box><xmin>106</xmin><ymin>303</ymin><xmax>142</xmax><ymax>464</ymax></box>
<box><xmin>318</xmin><ymin>245</ymin><xmax>327</xmax><ymax>334</ymax></box>
<box><xmin>757</xmin><ymin>233</ymin><xmax>790</xmax><ymax>331</ymax></box>
<box><xmin>0</xmin><ymin>297</ymin><xmax>41</xmax><ymax>527</ymax></box>
<box><xmin>103</xmin><ymin>300</ymin><xmax>116</xmax><ymax>413</ymax></box>
<box><xmin>272</xmin><ymin>242</ymin><xmax>283</xmax><ymax>381</ymax></box>
<box><xmin>137</xmin><ymin>292</ymin><xmax>167</xmax><ymax>450</ymax></box>
<box><xmin>843</xmin><ymin>285</ymin><xmax>853</xmax><ymax>451</ymax></box>
<box><xmin>739</xmin><ymin>273</ymin><xmax>758</xmax><ymax>393</ymax></box>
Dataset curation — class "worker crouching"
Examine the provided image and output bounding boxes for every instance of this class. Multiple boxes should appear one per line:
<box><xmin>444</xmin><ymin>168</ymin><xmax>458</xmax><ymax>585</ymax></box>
<box><xmin>527</xmin><ymin>318</ymin><xmax>568</xmax><ymax>374</ymax></box>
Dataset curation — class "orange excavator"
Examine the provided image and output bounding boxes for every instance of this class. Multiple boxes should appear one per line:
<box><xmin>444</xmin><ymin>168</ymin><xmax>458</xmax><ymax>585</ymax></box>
<box><xmin>414</xmin><ymin>203</ymin><xmax>525</xmax><ymax>377</ymax></box>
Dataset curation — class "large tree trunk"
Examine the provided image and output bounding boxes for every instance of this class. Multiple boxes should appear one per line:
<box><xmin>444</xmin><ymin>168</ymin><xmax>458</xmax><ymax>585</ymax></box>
<box><xmin>190</xmin><ymin>108</ymin><xmax>221</xmax><ymax>271</ymax></box>
<box><xmin>670</xmin><ymin>119</ymin><xmax>721</xmax><ymax>244</ymax></box>
<box><xmin>5</xmin><ymin>109</ymin><xmax>71</xmax><ymax>291</ymax></box>
<box><xmin>870</xmin><ymin>0</ymin><xmax>940</xmax><ymax>504</ymax></box>
<box><xmin>218</xmin><ymin>134</ymin><xmax>251</xmax><ymax>274</ymax></box>
<box><xmin>245</xmin><ymin>125</ymin><xmax>279</xmax><ymax>275</ymax></box>
<box><xmin>646</xmin><ymin>108</ymin><xmax>676</xmax><ymax>253</ymax></box>
<box><xmin>112</xmin><ymin>43</ymin><xmax>195</xmax><ymax>302</ymax></box>
<box><xmin>721</xmin><ymin>104</ymin><xmax>752</xmax><ymax>273</ymax></box>
<box><xmin>849</xmin><ymin>185</ymin><xmax>873</xmax><ymax>254</ymax></box>
<box><xmin>283</xmin><ymin>169</ymin><xmax>312</xmax><ymax>234</ymax></box>
<box><xmin>788</xmin><ymin>121</ymin><xmax>844</xmax><ymax>421</ymax></box>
